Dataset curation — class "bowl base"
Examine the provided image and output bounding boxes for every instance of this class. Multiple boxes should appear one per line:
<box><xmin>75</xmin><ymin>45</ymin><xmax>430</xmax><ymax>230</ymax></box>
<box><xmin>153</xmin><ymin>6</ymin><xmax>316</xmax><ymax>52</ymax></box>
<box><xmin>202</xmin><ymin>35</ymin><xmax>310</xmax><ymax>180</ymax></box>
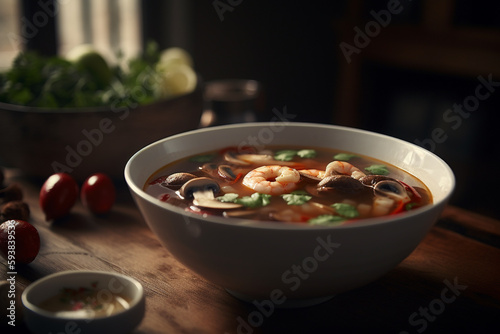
<box><xmin>225</xmin><ymin>289</ymin><xmax>335</xmax><ymax>308</ymax></box>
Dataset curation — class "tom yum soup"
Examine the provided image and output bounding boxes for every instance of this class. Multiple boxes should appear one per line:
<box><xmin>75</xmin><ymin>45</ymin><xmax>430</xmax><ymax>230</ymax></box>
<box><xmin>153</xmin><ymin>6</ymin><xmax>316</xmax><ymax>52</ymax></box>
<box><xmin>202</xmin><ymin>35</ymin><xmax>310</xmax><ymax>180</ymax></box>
<box><xmin>144</xmin><ymin>146</ymin><xmax>432</xmax><ymax>225</ymax></box>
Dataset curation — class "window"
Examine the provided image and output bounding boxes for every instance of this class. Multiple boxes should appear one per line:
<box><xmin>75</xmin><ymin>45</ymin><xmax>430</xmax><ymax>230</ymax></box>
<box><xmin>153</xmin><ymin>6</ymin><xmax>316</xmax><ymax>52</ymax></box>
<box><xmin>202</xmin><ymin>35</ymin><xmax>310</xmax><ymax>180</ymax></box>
<box><xmin>0</xmin><ymin>0</ymin><xmax>142</xmax><ymax>68</ymax></box>
<box><xmin>58</xmin><ymin>0</ymin><xmax>142</xmax><ymax>61</ymax></box>
<box><xmin>0</xmin><ymin>0</ymin><xmax>21</xmax><ymax>70</ymax></box>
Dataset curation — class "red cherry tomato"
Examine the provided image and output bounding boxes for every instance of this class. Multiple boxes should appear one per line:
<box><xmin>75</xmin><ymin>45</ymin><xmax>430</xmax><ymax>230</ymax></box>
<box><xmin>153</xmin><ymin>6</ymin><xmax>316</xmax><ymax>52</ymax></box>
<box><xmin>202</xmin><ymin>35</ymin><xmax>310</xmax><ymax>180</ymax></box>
<box><xmin>0</xmin><ymin>220</ymin><xmax>40</xmax><ymax>264</ymax></box>
<box><xmin>81</xmin><ymin>173</ymin><xmax>116</xmax><ymax>214</ymax></box>
<box><xmin>40</xmin><ymin>173</ymin><xmax>79</xmax><ymax>221</ymax></box>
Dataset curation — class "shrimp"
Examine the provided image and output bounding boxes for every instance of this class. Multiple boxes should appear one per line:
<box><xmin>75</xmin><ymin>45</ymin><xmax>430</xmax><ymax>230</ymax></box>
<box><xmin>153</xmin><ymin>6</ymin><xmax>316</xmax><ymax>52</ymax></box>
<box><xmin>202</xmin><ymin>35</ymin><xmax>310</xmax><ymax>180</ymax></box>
<box><xmin>242</xmin><ymin>165</ymin><xmax>300</xmax><ymax>195</ymax></box>
<box><xmin>325</xmin><ymin>161</ymin><xmax>366</xmax><ymax>180</ymax></box>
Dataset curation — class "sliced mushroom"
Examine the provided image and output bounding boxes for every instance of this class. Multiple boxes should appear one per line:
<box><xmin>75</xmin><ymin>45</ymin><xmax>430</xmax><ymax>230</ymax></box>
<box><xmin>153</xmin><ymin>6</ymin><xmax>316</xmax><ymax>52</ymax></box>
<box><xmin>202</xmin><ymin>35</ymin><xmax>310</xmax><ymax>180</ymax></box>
<box><xmin>373</xmin><ymin>180</ymin><xmax>410</xmax><ymax>202</ymax></box>
<box><xmin>193</xmin><ymin>197</ymin><xmax>243</xmax><ymax>210</ymax></box>
<box><xmin>224</xmin><ymin>151</ymin><xmax>251</xmax><ymax>166</ymax></box>
<box><xmin>162</xmin><ymin>172</ymin><xmax>198</xmax><ymax>189</ymax></box>
<box><xmin>218</xmin><ymin>165</ymin><xmax>238</xmax><ymax>181</ymax></box>
<box><xmin>200</xmin><ymin>163</ymin><xmax>218</xmax><ymax>176</ymax></box>
<box><xmin>180</xmin><ymin>177</ymin><xmax>220</xmax><ymax>199</ymax></box>
<box><xmin>299</xmin><ymin>170</ymin><xmax>322</xmax><ymax>183</ymax></box>
<box><xmin>236</xmin><ymin>154</ymin><xmax>274</xmax><ymax>164</ymax></box>
<box><xmin>224</xmin><ymin>151</ymin><xmax>298</xmax><ymax>167</ymax></box>
<box><xmin>179</xmin><ymin>177</ymin><xmax>242</xmax><ymax>209</ymax></box>
<box><xmin>317</xmin><ymin>175</ymin><xmax>364</xmax><ymax>193</ymax></box>
<box><xmin>359</xmin><ymin>175</ymin><xmax>394</xmax><ymax>187</ymax></box>
<box><xmin>223</xmin><ymin>209</ymin><xmax>258</xmax><ymax>218</ymax></box>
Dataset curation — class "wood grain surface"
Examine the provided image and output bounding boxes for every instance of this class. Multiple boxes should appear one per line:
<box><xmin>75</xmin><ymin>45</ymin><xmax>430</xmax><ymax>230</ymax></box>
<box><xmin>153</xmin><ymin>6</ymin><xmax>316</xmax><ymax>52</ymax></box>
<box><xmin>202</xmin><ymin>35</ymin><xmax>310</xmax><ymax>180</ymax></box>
<box><xmin>1</xmin><ymin>169</ymin><xmax>499</xmax><ymax>334</ymax></box>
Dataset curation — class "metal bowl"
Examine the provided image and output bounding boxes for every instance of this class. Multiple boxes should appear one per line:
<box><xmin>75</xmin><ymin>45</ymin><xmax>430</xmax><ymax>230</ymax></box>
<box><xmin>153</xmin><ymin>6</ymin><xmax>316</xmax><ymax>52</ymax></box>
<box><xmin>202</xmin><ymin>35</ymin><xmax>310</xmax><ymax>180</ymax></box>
<box><xmin>0</xmin><ymin>87</ymin><xmax>203</xmax><ymax>181</ymax></box>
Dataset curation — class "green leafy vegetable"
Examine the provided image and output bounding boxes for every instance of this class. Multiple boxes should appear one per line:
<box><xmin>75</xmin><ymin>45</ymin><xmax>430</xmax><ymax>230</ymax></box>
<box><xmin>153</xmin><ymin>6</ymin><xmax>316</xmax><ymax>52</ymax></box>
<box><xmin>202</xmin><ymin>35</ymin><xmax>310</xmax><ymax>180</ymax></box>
<box><xmin>217</xmin><ymin>192</ymin><xmax>271</xmax><ymax>208</ymax></box>
<box><xmin>217</xmin><ymin>193</ymin><xmax>239</xmax><ymax>203</ymax></box>
<box><xmin>331</xmin><ymin>203</ymin><xmax>359</xmax><ymax>218</ymax></box>
<box><xmin>274</xmin><ymin>150</ymin><xmax>297</xmax><ymax>161</ymax></box>
<box><xmin>0</xmin><ymin>41</ymin><xmax>163</xmax><ymax>108</ymax></box>
<box><xmin>365</xmin><ymin>164</ymin><xmax>390</xmax><ymax>175</ymax></box>
<box><xmin>235</xmin><ymin>193</ymin><xmax>272</xmax><ymax>208</ymax></box>
<box><xmin>334</xmin><ymin>153</ymin><xmax>359</xmax><ymax>161</ymax></box>
<box><xmin>405</xmin><ymin>202</ymin><xmax>418</xmax><ymax>211</ymax></box>
<box><xmin>308</xmin><ymin>215</ymin><xmax>345</xmax><ymax>226</ymax></box>
<box><xmin>282</xmin><ymin>190</ymin><xmax>312</xmax><ymax>205</ymax></box>
<box><xmin>297</xmin><ymin>149</ymin><xmax>317</xmax><ymax>158</ymax></box>
<box><xmin>189</xmin><ymin>154</ymin><xmax>215</xmax><ymax>163</ymax></box>
<box><xmin>274</xmin><ymin>149</ymin><xmax>317</xmax><ymax>161</ymax></box>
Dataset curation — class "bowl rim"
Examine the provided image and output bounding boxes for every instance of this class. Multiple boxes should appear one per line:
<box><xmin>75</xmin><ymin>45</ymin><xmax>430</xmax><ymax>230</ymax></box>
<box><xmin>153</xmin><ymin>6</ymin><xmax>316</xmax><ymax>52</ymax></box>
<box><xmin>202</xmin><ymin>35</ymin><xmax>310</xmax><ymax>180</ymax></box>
<box><xmin>21</xmin><ymin>270</ymin><xmax>144</xmax><ymax>320</ymax></box>
<box><xmin>0</xmin><ymin>101</ymin><xmax>111</xmax><ymax>113</ymax></box>
<box><xmin>125</xmin><ymin>122</ymin><xmax>456</xmax><ymax>230</ymax></box>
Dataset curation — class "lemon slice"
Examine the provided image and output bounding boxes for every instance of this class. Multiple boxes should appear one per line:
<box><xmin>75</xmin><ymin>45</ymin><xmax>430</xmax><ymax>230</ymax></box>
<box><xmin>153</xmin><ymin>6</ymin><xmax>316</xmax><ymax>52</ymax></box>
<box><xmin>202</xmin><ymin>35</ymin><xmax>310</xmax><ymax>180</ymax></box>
<box><xmin>156</xmin><ymin>63</ymin><xmax>197</xmax><ymax>98</ymax></box>
<box><xmin>158</xmin><ymin>47</ymin><xmax>193</xmax><ymax>70</ymax></box>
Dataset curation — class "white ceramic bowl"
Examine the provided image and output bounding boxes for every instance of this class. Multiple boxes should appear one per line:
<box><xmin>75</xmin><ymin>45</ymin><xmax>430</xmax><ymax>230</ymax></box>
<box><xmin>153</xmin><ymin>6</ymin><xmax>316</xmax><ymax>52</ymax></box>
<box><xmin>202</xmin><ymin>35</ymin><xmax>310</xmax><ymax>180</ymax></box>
<box><xmin>22</xmin><ymin>270</ymin><xmax>145</xmax><ymax>334</ymax></box>
<box><xmin>125</xmin><ymin>123</ymin><xmax>455</xmax><ymax>306</ymax></box>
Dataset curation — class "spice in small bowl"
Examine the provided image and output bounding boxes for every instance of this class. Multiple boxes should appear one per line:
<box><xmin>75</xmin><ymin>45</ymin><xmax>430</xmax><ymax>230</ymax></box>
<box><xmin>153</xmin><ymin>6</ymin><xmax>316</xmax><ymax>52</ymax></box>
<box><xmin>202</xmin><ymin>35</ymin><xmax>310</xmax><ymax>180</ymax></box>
<box><xmin>22</xmin><ymin>270</ymin><xmax>145</xmax><ymax>334</ymax></box>
<box><xmin>37</xmin><ymin>281</ymin><xmax>132</xmax><ymax>318</ymax></box>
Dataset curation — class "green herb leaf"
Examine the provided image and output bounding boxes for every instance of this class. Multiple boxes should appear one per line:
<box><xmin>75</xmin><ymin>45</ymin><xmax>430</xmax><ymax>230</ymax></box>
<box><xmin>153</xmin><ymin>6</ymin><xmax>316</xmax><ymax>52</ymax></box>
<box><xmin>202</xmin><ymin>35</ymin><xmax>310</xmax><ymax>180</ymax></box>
<box><xmin>331</xmin><ymin>203</ymin><xmax>359</xmax><ymax>218</ymax></box>
<box><xmin>217</xmin><ymin>193</ymin><xmax>239</xmax><ymax>202</ymax></box>
<box><xmin>308</xmin><ymin>215</ymin><xmax>345</xmax><ymax>226</ymax></box>
<box><xmin>405</xmin><ymin>202</ymin><xmax>418</xmax><ymax>211</ymax></box>
<box><xmin>297</xmin><ymin>149</ymin><xmax>317</xmax><ymax>158</ymax></box>
<box><xmin>365</xmin><ymin>164</ymin><xmax>390</xmax><ymax>175</ymax></box>
<box><xmin>274</xmin><ymin>150</ymin><xmax>297</xmax><ymax>161</ymax></box>
<box><xmin>189</xmin><ymin>154</ymin><xmax>215</xmax><ymax>163</ymax></box>
<box><xmin>235</xmin><ymin>193</ymin><xmax>272</xmax><ymax>208</ymax></box>
<box><xmin>282</xmin><ymin>190</ymin><xmax>312</xmax><ymax>205</ymax></box>
<box><xmin>334</xmin><ymin>153</ymin><xmax>359</xmax><ymax>161</ymax></box>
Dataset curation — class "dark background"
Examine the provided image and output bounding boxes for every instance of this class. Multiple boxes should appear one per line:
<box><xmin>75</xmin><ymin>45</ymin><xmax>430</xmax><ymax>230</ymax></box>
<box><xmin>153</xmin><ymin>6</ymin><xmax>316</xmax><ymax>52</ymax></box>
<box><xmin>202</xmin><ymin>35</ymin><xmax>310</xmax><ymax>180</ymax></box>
<box><xmin>188</xmin><ymin>0</ymin><xmax>500</xmax><ymax>220</ymax></box>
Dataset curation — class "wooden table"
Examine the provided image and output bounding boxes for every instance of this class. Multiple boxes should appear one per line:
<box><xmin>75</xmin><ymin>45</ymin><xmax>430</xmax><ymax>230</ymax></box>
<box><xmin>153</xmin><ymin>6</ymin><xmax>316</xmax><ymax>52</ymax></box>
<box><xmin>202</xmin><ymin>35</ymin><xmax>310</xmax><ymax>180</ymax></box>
<box><xmin>2</xmin><ymin>169</ymin><xmax>500</xmax><ymax>334</ymax></box>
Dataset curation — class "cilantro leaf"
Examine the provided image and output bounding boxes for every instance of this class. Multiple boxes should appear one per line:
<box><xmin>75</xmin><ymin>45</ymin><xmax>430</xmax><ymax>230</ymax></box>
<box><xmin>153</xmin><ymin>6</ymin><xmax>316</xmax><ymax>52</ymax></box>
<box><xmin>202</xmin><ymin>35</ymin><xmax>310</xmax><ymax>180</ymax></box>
<box><xmin>217</xmin><ymin>193</ymin><xmax>239</xmax><ymax>203</ymax></box>
<box><xmin>405</xmin><ymin>202</ymin><xmax>418</xmax><ymax>211</ymax></box>
<box><xmin>189</xmin><ymin>154</ymin><xmax>215</xmax><ymax>163</ymax></box>
<box><xmin>365</xmin><ymin>164</ymin><xmax>390</xmax><ymax>175</ymax></box>
<box><xmin>274</xmin><ymin>150</ymin><xmax>297</xmax><ymax>161</ymax></box>
<box><xmin>333</xmin><ymin>153</ymin><xmax>359</xmax><ymax>161</ymax></box>
<box><xmin>308</xmin><ymin>215</ymin><xmax>345</xmax><ymax>226</ymax></box>
<box><xmin>331</xmin><ymin>203</ymin><xmax>359</xmax><ymax>218</ymax></box>
<box><xmin>297</xmin><ymin>149</ymin><xmax>317</xmax><ymax>158</ymax></box>
<box><xmin>281</xmin><ymin>190</ymin><xmax>312</xmax><ymax>205</ymax></box>
<box><xmin>235</xmin><ymin>193</ymin><xmax>272</xmax><ymax>208</ymax></box>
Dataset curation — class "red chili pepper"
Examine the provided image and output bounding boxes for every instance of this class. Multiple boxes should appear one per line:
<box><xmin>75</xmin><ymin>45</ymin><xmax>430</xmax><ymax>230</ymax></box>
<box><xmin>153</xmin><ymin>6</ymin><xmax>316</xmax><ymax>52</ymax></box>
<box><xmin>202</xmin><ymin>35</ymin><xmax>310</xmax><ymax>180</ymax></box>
<box><xmin>300</xmin><ymin>215</ymin><xmax>310</xmax><ymax>222</ymax></box>
<box><xmin>149</xmin><ymin>175</ymin><xmax>168</xmax><ymax>185</ymax></box>
<box><xmin>72</xmin><ymin>302</ymin><xmax>84</xmax><ymax>311</ymax></box>
<box><xmin>159</xmin><ymin>193</ymin><xmax>170</xmax><ymax>202</ymax></box>
<box><xmin>230</xmin><ymin>173</ymin><xmax>243</xmax><ymax>184</ymax></box>
<box><xmin>390</xmin><ymin>200</ymin><xmax>406</xmax><ymax>215</ymax></box>
<box><xmin>397</xmin><ymin>180</ymin><xmax>422</xmax><ymax>202</ymax></box>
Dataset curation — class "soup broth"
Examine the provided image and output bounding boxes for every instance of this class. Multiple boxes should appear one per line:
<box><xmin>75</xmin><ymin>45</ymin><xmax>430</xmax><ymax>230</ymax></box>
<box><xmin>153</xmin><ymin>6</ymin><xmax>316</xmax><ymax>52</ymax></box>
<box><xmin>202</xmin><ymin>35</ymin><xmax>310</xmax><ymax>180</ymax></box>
<box><xmin>144</xmin><ymin>146</ymin><xmax>432</xmax><ymax>225</ymax></box>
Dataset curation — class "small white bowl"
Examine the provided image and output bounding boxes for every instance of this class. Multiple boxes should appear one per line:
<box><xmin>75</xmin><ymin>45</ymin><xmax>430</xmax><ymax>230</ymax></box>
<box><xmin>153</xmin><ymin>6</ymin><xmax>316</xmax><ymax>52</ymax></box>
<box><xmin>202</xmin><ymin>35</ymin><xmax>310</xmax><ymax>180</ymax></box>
<box><xmin>125</xmin><ymin>122</ymin><xmax>455</xmax><ymax>307</ymax></box>
<box><xmin>22</xmin><ymin>270</ymin><xmax>145</xmax><ymax>334</ymax></box>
